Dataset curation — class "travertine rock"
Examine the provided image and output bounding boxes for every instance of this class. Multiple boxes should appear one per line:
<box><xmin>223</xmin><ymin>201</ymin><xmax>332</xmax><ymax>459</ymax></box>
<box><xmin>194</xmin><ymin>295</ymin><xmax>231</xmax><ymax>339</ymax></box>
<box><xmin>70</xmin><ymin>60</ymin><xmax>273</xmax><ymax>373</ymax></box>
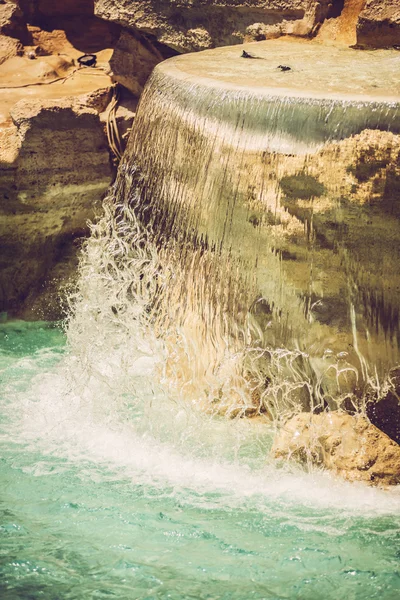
<box><xmin>0</xmin><ymin>33</ymin><xmax>22</xmax><ymax>64</ymax></box>
<box><xmin>92</xmin><ymin>0</ymin><xmax>400</xmax><ymax>50</ymax></box>
<box><xmin>357</xmin><ymin>0</ymin><xmax>400</xmax><ymax>48</ymax></box>
<box><xmin>245</xmin><ymin>0</ymin><xmax>332</xmax><ymax>41</ymax></box>
<box><xmin>20</xmin><ymin>1</ymin><xmax>121</xmax><ymax>55</ymax></box>
<box><xmin>272</xmin><ymin>412</ymin><xmax>400</xmax><ymax>486</ymax></box>
<box><xmin>0</xmin><ymin>95</ymin><xmax>112</xmax><ymax>318</ymax></box>
<box><xmin>0</xmin><ymin>0</ymin><xmax>24</xmax><ymax>37</ymax></box>
<box><xmin>317</xmin><ymin>0</ymin><xmax>366</xmax><ymax>46</ymax></box>
<box><xmin>18</xmin><ymin>0</ymin><xmax>95</xmax><ymax>20</ymax></box>
<box><xmin>245</xmin><ymin>22</ymin><xmax>284</xmax><ymax>42</ymax></box>
<box><xmin>0</xmin><ymin>2</ymin><xmax>143</xmax><ymax>318</ymax></box>
<box><xmin>8</xmin><ymin>0</ymin><xmax>400</xmax><ymax>53</ymax></box>
<box><xmin>94</xmin><ymin>0</ymin><xmax>331</xmax><ymax>52</ymax></box>
<box><xmin>109</xmin><ymin>28</ymin><xmax>162</xmax><ymax>95</ymax></box>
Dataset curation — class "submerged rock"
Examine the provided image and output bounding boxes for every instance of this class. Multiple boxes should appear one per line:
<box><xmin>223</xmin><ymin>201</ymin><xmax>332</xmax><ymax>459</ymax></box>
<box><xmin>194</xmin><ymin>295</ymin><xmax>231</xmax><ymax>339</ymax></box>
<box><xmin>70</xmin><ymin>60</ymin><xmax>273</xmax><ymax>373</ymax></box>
<box><xmin>272</xmin><ymin>412</ymin><xmax>400</xmax><ymax>486</ymax></box>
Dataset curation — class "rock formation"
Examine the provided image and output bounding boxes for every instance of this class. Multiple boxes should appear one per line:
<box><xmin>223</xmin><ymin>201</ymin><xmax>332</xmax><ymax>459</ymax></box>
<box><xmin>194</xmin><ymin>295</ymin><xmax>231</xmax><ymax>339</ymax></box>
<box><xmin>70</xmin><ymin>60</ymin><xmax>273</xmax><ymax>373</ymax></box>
<box><xmin>0</xmin><ymin>1</ymin><xmax>26</xmax><ymax>64</ymax></box>
<box><xmin>1</xmin><ymin>0</ymin><xmax>399</xmax><ymax>319</ymax></box>
<box><xmin>0</xmin><ymin>0</ymin><xmax>27</xmax><ymax>41</ymax></box>
<box><xmin>93</xmin><ymin>0</ymin><xmax>400</xmax><ymax>51</ymax></box>
<box><xmin>0</xmin><ymin>93</ymin><xmax>112</xmax><ymax>319</ymax></box>
<box><xmin>93</xmin><ymin>0</ymin><xmax>331</xmax><ymax>52</ymax></box>
<box><xmin>357</xmin><ymin>0</ymin><xmax>400</xmax><ymax>48</ymax></box>
<box><xmin>0</xmin><ymin>0</ymin><xmax>161</xmax><ymax>318</ymax></box>
<box><xmin>272</xmin><ymin>412</ymin><xmax>400</xmax><ymax>486</ymax></box>
<box><xmin>109</xmin><ymin>28</ymin><xmax>163</xmax><ymax>96</ymax></box>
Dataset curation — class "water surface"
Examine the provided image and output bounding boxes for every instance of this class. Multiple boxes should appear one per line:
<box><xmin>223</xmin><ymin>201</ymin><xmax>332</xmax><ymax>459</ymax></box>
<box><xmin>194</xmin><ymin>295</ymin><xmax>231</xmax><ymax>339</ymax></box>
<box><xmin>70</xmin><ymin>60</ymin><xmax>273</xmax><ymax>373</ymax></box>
<box><xmin>1</xmin><ymin>321</ymin><xmax>400</xmax><ymax>599</ymax></box>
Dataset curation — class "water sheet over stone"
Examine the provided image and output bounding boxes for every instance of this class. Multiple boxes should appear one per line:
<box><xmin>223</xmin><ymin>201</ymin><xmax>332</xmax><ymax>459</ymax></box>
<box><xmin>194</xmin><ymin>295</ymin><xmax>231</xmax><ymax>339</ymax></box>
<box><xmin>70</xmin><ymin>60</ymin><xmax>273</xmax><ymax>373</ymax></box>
<box><xmin>75</xmin><ymin>40</ymin><xmax>400</xmax><ymax>432</ymax></box>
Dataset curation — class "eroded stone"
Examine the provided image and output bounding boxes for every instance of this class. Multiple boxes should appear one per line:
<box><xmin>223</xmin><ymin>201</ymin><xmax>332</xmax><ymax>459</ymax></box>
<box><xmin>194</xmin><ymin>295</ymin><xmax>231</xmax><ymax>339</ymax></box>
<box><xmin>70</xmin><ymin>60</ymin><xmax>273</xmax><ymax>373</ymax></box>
<box><xmin>94</xmin><ymin>0</ymin><xmax>329</xmax><ymax>52</ymax></box>
<box><xmin>109</xmin><ymin>28</ymin><xmax>162</xmax><ymax>95</ymax></box>
<box><xmin>0</xmin><ymin>95</ymin><xmax>112</xmax><ymax>318</ymax></box>
<box><xmin>0</xmin><ymin>33</ymin><xmax>23</xmax><ymax>64</ymax></box>
<box><xmin>272</xmin><ymin>412</ymin><xmax>400</xmax><ymax>486</ymax></box>
<box><xmin>357</xmin><ymin>0</ymin><xmax>400</xmax><ymax>48</ymax></box>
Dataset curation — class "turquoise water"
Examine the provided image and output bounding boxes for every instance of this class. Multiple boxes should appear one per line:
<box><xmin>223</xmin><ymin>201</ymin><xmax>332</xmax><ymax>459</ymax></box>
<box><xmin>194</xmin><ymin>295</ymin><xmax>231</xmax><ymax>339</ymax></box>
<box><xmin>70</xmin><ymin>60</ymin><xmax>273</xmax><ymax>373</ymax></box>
<box><xmin>1</xmin><ymin>321</ymin><xmax>400</xmax><ymax>600</ymax></box>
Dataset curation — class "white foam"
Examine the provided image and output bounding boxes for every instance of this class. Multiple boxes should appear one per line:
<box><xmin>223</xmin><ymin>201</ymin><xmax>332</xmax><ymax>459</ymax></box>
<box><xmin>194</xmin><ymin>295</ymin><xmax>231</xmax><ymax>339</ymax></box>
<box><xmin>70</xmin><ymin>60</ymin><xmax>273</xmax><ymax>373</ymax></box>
<box><xmin>5</xmin><ymin>347</ymin><xmax>400</xmax><ymax>519</ymax></box>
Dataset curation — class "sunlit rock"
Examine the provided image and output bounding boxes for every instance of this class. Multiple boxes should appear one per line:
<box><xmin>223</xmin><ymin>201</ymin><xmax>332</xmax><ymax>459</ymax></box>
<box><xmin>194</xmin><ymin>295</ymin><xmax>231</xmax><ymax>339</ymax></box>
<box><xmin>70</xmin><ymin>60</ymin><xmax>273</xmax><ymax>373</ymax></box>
<box><xmin>272</xmin><ymin>412</ymin><xmax>400</xmax><ymax>486</ymax></box>
<box><xmin>357</xmin><ymin>0</ymin><xmax>400</xmax><ymax>48</ymax></box>
<box><xmin>0</xmin><ymin>33</ymin><xmax>23</xmax><ymax>64</ymax></box>
<box><xmin>0</xmin><ymin>95</ymin><xmax>112</xmax><ymax>318</ymax></box>
<box><xmin>0</xmin><ymin>1</ymin><xmax>142</xmax><ymax>318</ymax></box>
<box><xmin>109</xmin><ymin>28</ymin><xmax>162</xmax><ymax>95</ymax></box>
<box><xmin>0</xmin><ymin>0</ymin><xmax>26</xmax><ymax>40</ymax></box>
<box><xmin>93</xmin><ymin>0</ymin><xmax>329</xmax><ymax>52</ymax></box>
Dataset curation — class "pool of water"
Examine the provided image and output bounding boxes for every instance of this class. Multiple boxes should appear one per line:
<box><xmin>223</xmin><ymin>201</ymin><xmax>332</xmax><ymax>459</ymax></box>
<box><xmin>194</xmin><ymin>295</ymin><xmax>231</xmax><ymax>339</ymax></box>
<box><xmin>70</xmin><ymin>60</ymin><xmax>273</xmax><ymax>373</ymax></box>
<box><xmin>1</xmin><ymin>321</ymin><xmax>400</xmax><ymax>600</ymax></box>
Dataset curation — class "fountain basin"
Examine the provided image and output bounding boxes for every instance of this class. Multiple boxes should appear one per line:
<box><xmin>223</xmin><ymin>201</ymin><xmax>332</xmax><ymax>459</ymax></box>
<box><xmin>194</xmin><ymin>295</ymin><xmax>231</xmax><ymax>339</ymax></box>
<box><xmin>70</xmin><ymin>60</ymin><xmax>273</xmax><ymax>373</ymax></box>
<box><xmin>151</xmin><ymin>40</ymin><xmax>400</xmax><ymax>153</ymax></box>
<box><xmin>122</xmin><ymin>39</ymin><xmax>400</xmax><ymax>419</ymax></box>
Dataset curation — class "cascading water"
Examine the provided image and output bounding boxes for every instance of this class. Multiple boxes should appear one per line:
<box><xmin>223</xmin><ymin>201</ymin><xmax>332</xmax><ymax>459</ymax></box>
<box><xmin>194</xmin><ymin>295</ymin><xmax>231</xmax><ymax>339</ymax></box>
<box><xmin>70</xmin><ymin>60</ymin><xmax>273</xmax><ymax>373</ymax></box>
<box><xmin>71</xmin><ymin>41</ymin><xmax>400</xmax><ymax>422</ymax></box>
<box><xmin>1</xmin><ymin>41</ymin><xmax>400</xmax><ymax>599</ymax></box>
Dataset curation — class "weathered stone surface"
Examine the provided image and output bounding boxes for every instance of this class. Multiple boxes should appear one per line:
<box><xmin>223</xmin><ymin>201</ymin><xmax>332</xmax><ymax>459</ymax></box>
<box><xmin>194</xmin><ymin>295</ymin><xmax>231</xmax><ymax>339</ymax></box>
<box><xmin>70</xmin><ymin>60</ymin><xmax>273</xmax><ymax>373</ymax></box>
<box><xmin>7</xmin><ymin>0</ymin><xmax>400</xmax><ymax>53</ymax></box>
<box><xmin>357</xmin><ymin>0</ymin><xmax>400</xmax><ymax>48</ymax></box>
<box><xmin>0</xmin><ymin>0</ymin><xmax>24</xmax><ymax>37</ymax></box>
<box><xmin>94</xmin><ymin>0</ymin><xmax>332</xmax><ymax>52</ymax></box>
<box><xmin>272</xmin><ymin>412</ymin><xmax>400</xmax><ymax>486</ymax></box>
<box><xmin>19</xmin><ymin>0</ymin><xmax>95</xmax><ymax>20</ymax></box>
<box><xmin>0</xmin><ymin>33</ymin><xmax>22</xmax><ymax>64</ymax></box>
<box><xmin>317</xmin><ymin>0</ymin><xmax>366</xmax><ymax>46</ymax></box>
<box><xmin>109</xmin><ymin>28</ymin><xmax>162</xmax><ymax>95</ymax></box>
<box><xmin>20</xmin><ymin>0</ymin><xmax>121</xmax><ymax>55</ymax></box>
<box><xmin>0</xmin><ymin>95</ymin><xmax>112</xmax><ymax>318</ymax></box>
<box><xmin>367</xmin><ymin>367</ymin><xmax>400</xmax><ymax>445</ymax></box>
<box><xmin>92</xmin><ymin>0</ymin><xmax>400</xmax><ymax>49</ymax></box>
<box><xmin>245</xmin><ymin>0</ymin><xmax>333</xmax><ymax>42</ymax></box>
<box><xmin>0</xmin><ymin>0</ymin><xmax>146</xmax><ymax>318</ymax></box>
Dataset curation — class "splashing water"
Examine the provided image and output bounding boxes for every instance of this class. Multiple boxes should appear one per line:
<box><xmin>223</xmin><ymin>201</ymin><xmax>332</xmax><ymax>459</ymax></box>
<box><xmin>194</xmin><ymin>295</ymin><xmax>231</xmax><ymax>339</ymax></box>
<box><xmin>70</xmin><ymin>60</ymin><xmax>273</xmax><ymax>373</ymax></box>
<box><xmin>1</xmin><ymin>41</ymin><xmax>400</xmax><ymax>598</ymax></box>
<box><xmin>1</xmin><ymin>320</ymin><xmax>400</xmax><ymax>598</ymax></box>
<box><xmin>67</xmin><ymin>41</ymin><xmax>400</xmax><ymax>421</ymax></box>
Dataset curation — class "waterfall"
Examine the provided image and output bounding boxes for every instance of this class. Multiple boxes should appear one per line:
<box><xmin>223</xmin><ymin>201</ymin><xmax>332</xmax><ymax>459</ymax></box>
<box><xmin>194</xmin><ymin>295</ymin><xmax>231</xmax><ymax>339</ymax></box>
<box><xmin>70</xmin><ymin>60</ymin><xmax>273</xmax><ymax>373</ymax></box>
<box><xmin>68</xmin><ymin>41</ymin><xmax>400</xmax><ymax>426</ymax></box>
<box><xmin>3</xmin><ymin>41</ymin><xmax>400</xmax><ymax>598</ymax></box>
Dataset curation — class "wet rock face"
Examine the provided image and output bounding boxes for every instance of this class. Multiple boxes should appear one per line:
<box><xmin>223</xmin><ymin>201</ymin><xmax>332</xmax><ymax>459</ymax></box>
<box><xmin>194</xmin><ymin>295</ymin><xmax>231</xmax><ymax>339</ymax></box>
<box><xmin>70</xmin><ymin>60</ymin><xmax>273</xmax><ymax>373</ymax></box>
<box><xmin>93</xmin><ymin>0</ymin><xmax>330</xmax><ymax>52</ymax></box>
<box><xmin>357</xmin><ymin>0</ymin><xmax>400</xmax><ymax>48</ymax></box>
<box><xmin>367</xmin><ymin>367</ymin><xmax>400</xmax><ymax>445</ymax></box>
<box><xmin>272</xmin><ymin>412</ymin><xmax>400</xmax><ymax>486</ymax></box>
<box><xmin>0</xmin><ymin>95</ymin><xmax>112</xmax><ymax>319</ymax></box>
